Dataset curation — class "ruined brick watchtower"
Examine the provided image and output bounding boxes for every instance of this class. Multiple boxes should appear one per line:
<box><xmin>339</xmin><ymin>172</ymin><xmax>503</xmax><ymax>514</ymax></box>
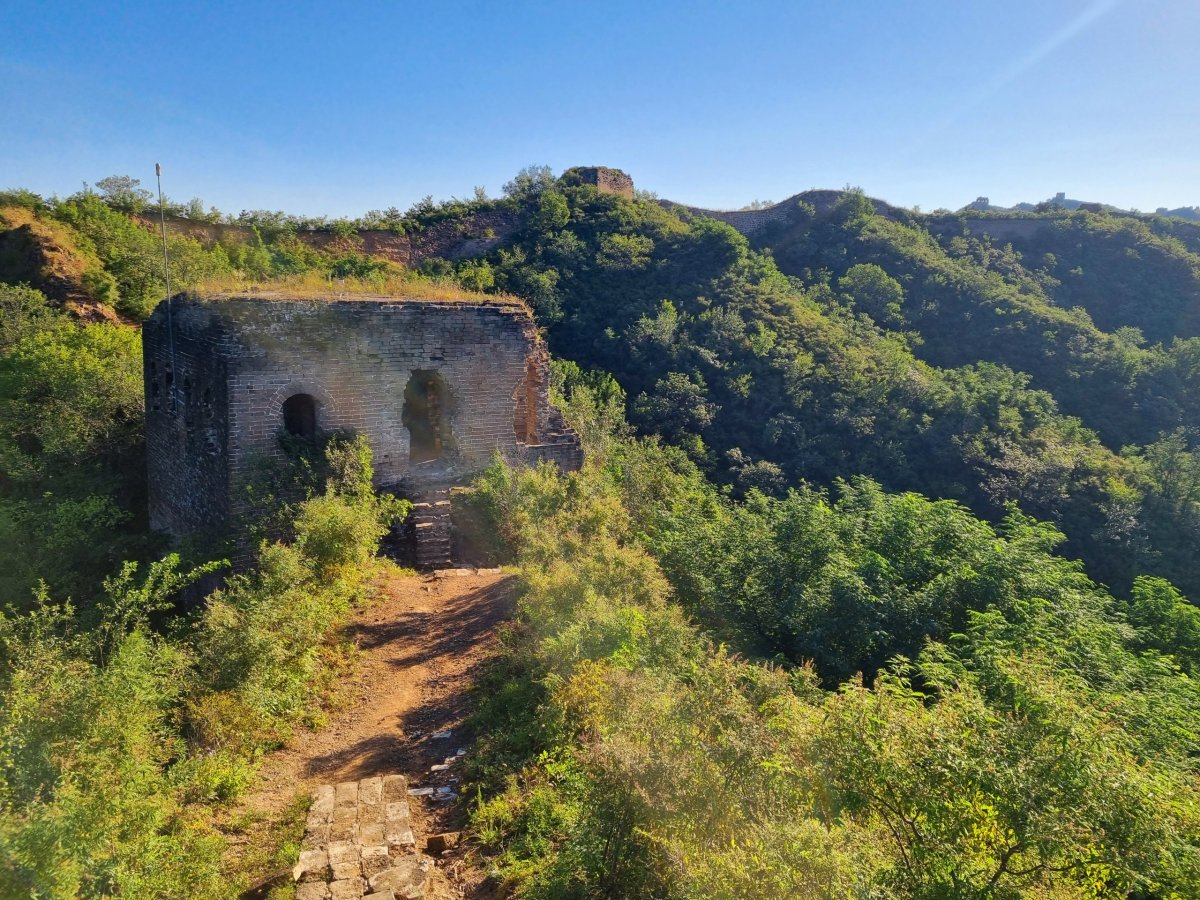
<box><xmin>143</xmin><ymin>291</ymin><xmax>581</xmax><ymax>563</ymax></box>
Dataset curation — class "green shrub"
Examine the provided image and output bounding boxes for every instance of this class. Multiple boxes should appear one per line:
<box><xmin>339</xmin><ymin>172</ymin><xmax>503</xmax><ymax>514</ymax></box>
<box><xmin>294</xmin><ymin>493</ymin><xmax>391</xmax><ymax>578</ymax></box>
<box><xmin>0</xmin><ymin>439</ymin><xmax>402</xmax><ymax>896</ymax></box>
<box><xmin>466</xmin><ymin>452</ymin><xmax>1200</xmax><ymax>899</ymax></box>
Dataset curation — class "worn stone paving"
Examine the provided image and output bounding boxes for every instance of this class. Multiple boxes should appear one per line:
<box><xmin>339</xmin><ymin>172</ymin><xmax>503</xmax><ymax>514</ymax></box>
<box><xmin>293</xmin><ymin>774</ymin><xmax>432</xmax><ymax>900</ymax></box>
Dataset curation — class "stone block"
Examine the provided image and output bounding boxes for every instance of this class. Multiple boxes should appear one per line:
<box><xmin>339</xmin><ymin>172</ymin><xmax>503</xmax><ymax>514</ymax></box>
<box><xmin>328</xmin><ymin>841</ymin><xmax>361</xmax><ymax>881</ymax></box>
<box><xmin>296</xmin><ymin>883</ymin><xmax>331</xmax><ymax>900</ymax></box>
<box><xmin>359</xmin><ymin>800</ymin><xmax>382</xmax><ymax>826</ymax></box>
<box><xmin>385</xmin><ymin>826</ymin><xmax>415</xmax><ymax>848</ymax></box>
<box><xmin>368</xmin><ymin>856</ymin><xmax>433</xmax><ymax>899</ymax></box>
<box><xmin>308</xmin><ymin>785</ymin><xmax>336</xmax><ymax>824</ymax></box>
<box><xmin>359</xmin><ymin>823</ymin><xmax>386</xmax><ymax>846</ymax></box>
<box><xmin>358</xmin><ymin>781</ymin><xmax>384</xmax><ymax>810</ymax></box>
<box><xmin>304</xmin><ymin>823</ymin><xmax>331</xmax><ymax>848</ymax></box>
<box><xmin>293</xmin><ymin>848</ymin><xmax>330</xmax><ymax>883</ymax></box>
<box><xmin>383</xmin><ymin>801</ymin><xmax>410</xmax><ymax>823</ymax></box>
<box><xmin>425</xmin><ymin>832</ymin><xmax>460</xmax><ymax>854</ymax></box>
<box><xmin>335</xmin><ymin>781</ymin><xmax>359</xmax><ymax>808</ymax></box>
<box><xmin>329</xmin><ymin>877</ymin><xmax>366</xmax><ymax>899</ymax></box>
<box><xmin>361</xmin><ymin>844</ymin><xmax>391</xmax><ymax>877</ymax></box>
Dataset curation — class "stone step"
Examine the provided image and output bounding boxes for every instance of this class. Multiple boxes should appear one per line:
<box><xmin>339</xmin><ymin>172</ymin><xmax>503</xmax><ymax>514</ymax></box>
<box><xmin>399</xmin><ymin>482</ymin><xmax>456</xmax><ymax>570</ymax></box>
<box><xmin>293</xmin><ymin>775</ymin><xmax>431</xmax><ymax>899</ymax></box>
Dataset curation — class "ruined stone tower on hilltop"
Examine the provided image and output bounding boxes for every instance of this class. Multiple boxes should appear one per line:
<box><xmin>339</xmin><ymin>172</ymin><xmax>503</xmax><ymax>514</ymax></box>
<box><xmin>143</xmin><ymin>292</ymin><xmax>581</xmax><ymax>564</ymax></box>
<box><xmin>560</xmin><ymin>166</ymin><xmax>635</xmax><ymax>199</ymax></box>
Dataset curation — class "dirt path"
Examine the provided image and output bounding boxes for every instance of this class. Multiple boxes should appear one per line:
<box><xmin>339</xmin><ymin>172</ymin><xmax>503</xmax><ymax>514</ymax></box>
<box><xmin>237</xmin><ymin>566</ymin><xmax>517</xmax><ymax>897</ymax></box>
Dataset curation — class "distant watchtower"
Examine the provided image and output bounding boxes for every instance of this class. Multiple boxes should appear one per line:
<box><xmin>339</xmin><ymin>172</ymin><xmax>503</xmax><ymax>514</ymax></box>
<box><xmin>560</xmin><ymin>166</ymin><xmax>635</xmax><ymax>199</ymax></box>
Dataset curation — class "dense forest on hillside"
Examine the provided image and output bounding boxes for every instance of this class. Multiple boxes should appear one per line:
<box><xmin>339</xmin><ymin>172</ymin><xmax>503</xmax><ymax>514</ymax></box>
<box><xmin>2</xmin><ymin>170</ymin><xmax>1200</xmax><ymax>897</ymax></box>
<box><xmin>444</xmin><ymin>172</ymin><xmax>1200</xmax><ymax>599</ymax></box>
<box><xmin>460</xmin><ymin>386</ymin><xmax>1200</xmax><ymax>897</ymax></box>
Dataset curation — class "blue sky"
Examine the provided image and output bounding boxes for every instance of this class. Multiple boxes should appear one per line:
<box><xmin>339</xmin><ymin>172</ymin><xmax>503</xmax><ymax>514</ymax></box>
<box><xmin>1</xmin><ymin>1</ymin><xmax>1196</xmax><ymax>216</ymax></box>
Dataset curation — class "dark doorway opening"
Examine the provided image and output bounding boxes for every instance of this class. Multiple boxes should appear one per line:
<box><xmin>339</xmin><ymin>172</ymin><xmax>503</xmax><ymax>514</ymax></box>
<box><xmin>403</xmin><ymin>370</ymin><xmax>448</xmax><ymax>463</ymax></box>
<box><xmin>282</xmin><ymin>393</ymin><xmax>317</xmax><ymax>439</ymax></box>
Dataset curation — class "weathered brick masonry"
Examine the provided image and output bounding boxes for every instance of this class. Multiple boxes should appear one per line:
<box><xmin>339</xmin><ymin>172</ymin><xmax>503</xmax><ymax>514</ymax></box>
<box><xmin>144</xmin><ymin>292</ymin><xmax>581</xmax><ymax>539</ymax></box>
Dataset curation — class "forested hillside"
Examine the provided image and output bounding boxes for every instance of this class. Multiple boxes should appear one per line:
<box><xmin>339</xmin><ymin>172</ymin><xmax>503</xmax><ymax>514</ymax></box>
<box><xmin>429</xmin><ymin>172</ymin><xmax>1200</xmax><ymax>599</ymax></box>
<box><xmin>2</xmin><ymin>171</ymin><xmax>1200</xmax><ymax>897</ymax></box>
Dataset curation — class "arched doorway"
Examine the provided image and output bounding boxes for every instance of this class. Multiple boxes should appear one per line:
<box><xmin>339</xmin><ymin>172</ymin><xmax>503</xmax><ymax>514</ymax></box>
<box><xmin>403</xmin><ymin>370</ymin><xmax>449</xmax><ymax>463</ymax></box>
<box><xmin>282</xmin><ymin>393</ymin><xmax>317</xmax><ymax>439</ymax></box>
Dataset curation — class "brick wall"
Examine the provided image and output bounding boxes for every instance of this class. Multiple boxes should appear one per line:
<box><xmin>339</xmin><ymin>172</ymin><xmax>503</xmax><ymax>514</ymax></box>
<box><xmin>144</xmin><ymin>293</ymin><xmax>580</xmax><ymax>537</ymax></box>
<box><xmin>659</xmin><ymin>190</ymin><xmax>905</xmax><ymax>237</ymax></box>
<box><xmin>144</xmin><ymin>300</ymin><xmax>232</xmax><ymax>537</ymax></box>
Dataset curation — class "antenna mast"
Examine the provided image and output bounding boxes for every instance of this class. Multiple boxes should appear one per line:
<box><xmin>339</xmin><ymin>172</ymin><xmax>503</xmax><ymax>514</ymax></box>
<box><xmin>156</xmin><ymin>163</ymin><xmax>178</xmax><ymax>410</ymax></box>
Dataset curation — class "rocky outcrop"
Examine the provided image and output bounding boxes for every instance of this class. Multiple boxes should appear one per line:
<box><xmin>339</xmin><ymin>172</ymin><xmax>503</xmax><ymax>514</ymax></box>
<box><xmin>0</xmin><ymin>206</ymin><xmax>124</xmax><ymax>323</ymax></box>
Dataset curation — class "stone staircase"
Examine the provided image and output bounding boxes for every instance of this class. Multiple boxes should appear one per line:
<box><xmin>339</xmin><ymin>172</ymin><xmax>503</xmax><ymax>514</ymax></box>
<box><xmin>407</xmin><ymin>483</ymin><xmax>453</xmax><ymax>571</ymax></box>
<box><xmin>292</xmin><ymin>774</ymin><xmax>432</xmax><ymax>899</ymax></box>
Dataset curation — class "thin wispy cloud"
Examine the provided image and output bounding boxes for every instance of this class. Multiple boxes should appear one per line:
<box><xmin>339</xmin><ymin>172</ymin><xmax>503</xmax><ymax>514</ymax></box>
<box><xmin>900</xmin><ymin>0</ymin><xmax>1122</xmax><ymax>160</ymax></box>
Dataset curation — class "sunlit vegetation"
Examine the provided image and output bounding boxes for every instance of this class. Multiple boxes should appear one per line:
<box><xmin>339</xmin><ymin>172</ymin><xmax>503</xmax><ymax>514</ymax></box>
<box><xmin>4</xmin><ymin>168</ymin><xmax>1200</xmax><ymax>897</ymax></box>
<box><xmin>451</xmin><ymin>176</ymin><xmax>1200</xmax><ymax>599</ymax></box>
<box><xmin>0</xmin><ymin>287</ymin><xmax>408</xmax><ymax>895</ymax></box>
<box><xmin>0</xmin><ymin>431</ymin><xmax>405</xmax><ymax>897</ymax></box>
<box><xmin>461</xmin><ymin>381</ymin><xmax>1200</xmax><ymax>897</ymax></box>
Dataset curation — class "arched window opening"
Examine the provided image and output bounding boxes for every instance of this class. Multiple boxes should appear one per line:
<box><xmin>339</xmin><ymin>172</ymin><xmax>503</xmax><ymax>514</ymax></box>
<box><xmin>403</xmin><ymin>370</ymin><xmax>448</xmax><ymax>464</ymax></box>
<box><xmin>283</xmin><ymin>393</ymin><xmax>317</xmax><ymax>439</ymax></box>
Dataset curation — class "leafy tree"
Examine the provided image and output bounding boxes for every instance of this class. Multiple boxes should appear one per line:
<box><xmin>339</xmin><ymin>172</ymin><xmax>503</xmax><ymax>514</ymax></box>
<box><xmin>502</xmin><ymin>164</ymin><xmax>556</xmax><ymax>200</ymax></box>
<box><xmin>1128</xmin><ymin>575</ymin><xmax>1200</xmax><ymax>674</ymax></box>
<box><xmin>93</xmin><ymin>174</ymin><xmax>153</xmax><ymax>212</ymax></box>
<box><xmin>838</xmin><ymin>262</ymin><xmax>905</xmax><ymax>325</ymax></box>
<box><xmin>530</xmin><ymin>189</ymin><xmax>570</xmax><ymax>231</ymax></box>
<box><xmin>634</xmin><ymin>372</ymin><xmax>717</xmax><ymax>444</ymax></box>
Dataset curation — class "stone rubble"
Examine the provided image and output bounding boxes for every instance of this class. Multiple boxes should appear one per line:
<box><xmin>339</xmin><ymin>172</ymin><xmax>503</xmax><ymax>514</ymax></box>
<box><xmin>295</xmin><ymin>774</ymin><xmax>431</xmax><ymax>900</ymax></box>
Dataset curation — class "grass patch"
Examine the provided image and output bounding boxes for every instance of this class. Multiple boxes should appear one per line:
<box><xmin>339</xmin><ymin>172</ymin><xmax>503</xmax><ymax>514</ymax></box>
<box><xmin>191</xmin><ymin>269</ymin><xmax>528</xmax><ymax>308</ymax></box>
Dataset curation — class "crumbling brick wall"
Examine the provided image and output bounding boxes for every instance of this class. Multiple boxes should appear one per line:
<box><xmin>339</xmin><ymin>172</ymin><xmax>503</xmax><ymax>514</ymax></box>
<box><xmin>562</xmin><ymin>166</ymin><xmax>635</xmax><ymax>200</ymax></box>
<box><xmin>143</xmin><ymin>293</ymin><xmax>581</xmax><ymax>538</ymax></box>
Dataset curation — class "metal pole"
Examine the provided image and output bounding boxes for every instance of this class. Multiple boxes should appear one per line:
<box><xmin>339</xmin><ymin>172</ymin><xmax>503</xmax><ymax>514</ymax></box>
<box><xmin>156</xmin><ymin>163</ymin><xmax>178</xmax><ymax>411</ymax></box>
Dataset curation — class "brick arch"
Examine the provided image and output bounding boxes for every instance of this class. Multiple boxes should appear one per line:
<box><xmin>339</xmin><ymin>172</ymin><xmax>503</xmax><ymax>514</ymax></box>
<box><xmin>267</xmin><ymin>380</ymin><xmax>337</xmax><ymax>432</ymax></box>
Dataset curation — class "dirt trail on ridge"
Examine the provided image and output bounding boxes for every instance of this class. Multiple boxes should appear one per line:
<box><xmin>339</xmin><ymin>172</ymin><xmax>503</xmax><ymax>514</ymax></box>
<box><xmin>237</xmin><ymin>567</ymin><xmax>516</xmax><ymax>898</ymax></box>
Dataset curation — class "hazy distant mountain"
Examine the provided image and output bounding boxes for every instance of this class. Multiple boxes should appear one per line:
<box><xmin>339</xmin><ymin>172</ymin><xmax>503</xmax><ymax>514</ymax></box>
<box><xmin>963</xmin><ymin>192</ymin><xmax>1119</xmax><ymax>214</ymax></box>
<box><xmin>1156</xmin><ymin>206</ymin><xmax>1200</xmax><ymax>222</ymax></box>
<box><xmin>961</xmin><ymin>193</ymin><xmax>1199</xmax><ymax>220</ymax></box>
